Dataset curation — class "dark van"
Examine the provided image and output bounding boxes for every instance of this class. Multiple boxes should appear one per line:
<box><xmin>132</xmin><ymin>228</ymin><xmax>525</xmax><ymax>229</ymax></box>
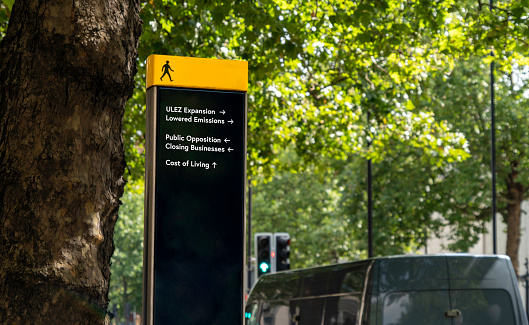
<box><xmin>245</xmin><ymin>254</ymin><xmax>527</xmax><ymax>325</ymax></box>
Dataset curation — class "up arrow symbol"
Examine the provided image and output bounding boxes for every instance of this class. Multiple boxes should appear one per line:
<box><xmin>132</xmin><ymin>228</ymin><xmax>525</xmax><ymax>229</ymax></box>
<box><xmin>212</xmin><ymin>162</ymin><xmax>217</xmax><ymax>168</ymax></box>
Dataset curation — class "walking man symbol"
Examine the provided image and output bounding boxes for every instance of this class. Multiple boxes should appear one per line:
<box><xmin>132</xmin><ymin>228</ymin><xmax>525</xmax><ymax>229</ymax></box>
<box><xmin>161</xmin><ymin>61</ymin><xmax>173</xmax><ymax>81</ymax></box>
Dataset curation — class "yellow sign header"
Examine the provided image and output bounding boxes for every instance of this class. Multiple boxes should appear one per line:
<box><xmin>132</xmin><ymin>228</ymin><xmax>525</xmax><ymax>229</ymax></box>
<box><xmin>146</xmin><ymin>55</ymin><xmax>248</xmax><ymax>92</ymax></box>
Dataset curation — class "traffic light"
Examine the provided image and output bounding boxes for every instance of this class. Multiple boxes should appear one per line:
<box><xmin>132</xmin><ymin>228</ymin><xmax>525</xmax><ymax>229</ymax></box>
<box><xmin>255</xmin><ymin>233</ymin><xmax>273</xmax><ymax>278</ymax></box>
<box><xmin>274</xmin><ymin>232</ymin><xmax>290</xmax><ymax>272</ymax></box>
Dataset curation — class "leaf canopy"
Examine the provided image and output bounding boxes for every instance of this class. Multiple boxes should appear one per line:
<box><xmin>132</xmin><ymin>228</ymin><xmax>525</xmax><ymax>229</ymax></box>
<box><xmin>121</xmin><ymin>0</ymin><xmax>529</xmax><ymax>181</ymax></box>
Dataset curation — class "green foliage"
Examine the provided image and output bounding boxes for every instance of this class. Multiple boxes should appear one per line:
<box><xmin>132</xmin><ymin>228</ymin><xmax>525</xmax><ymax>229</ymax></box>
<box><xmin>109</xmin><ymin>184</ymin><xmax>144</xmax><ymax>320</ymax></box>
<box><xmin>251</xmin><ymin>150</ymin><xmax>441</xmax><ymax>267</ymax></box>
<box><xmin>252</xmin><ymin>55</ymin><xmax>529</xmax><ymax>264</ymax></box>
<box><xmin>0</xmin><ymin>1</ymin><xmax>10</xmax><ymax>38</ymax></box>
<box><xmin>251</xmin><ymin>148</ymin><xmax>439</xmax><ymax>267</ymax></box>
<box><xmin>0</xmin><ymin>0</ymin><xmax>12</xmax><ymax>10</ymax></box>
<box><xmin>251</xmin><ymin>153</ymin><xmax>362</xmax><ymax>268</ymax></box>
<box><xmin>417</xmin><ymin>57</ymin><xmax>529</xmax><ymax>250</ymax></box>
<box><xmin>337</xmin><ymin>155</ymin><xmax>446</xmax><ymax>255</ymax></box>
<box><xmin>1</xmin><ymin>0</ymin><xmax>527</xmax><ymax>189</ymax></box>
<box><xmin>124</xmin><ymin>0</ymin><xmax>512</xmax><ymax>182</ymax></box>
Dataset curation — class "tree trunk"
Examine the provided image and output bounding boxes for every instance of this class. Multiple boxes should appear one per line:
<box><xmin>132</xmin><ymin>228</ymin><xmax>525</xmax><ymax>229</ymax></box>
<box><xmin>0</xmin><ymin>0</ymin><xmax>141</xmax><ymax>323</ymax></box>
<box><xmin>503</xmin><ymin>162</ymin><xmax>525</xmax><ymax>276</ymax></box>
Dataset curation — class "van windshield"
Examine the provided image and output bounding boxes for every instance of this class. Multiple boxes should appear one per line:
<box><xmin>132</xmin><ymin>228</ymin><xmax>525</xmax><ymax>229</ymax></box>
<box><xmin>383</xmin><ymin>289</ymin><xmax>516</xmax><ymax>325</ymax></box>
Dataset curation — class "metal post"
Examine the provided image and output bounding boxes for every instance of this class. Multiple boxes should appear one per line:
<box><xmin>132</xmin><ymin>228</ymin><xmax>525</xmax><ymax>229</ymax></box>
<box><xmin>525</xmin><ymin>259</ymin><xmax>529</xmax><ymax>320</ymax></box>
<box><xmin>368</xmin><ymin>159</ymin><xmax>373</xmax><ymax>258</ymax></box>
<box><xmin>247</xmin><ymin>184</ymin><xmax>253</xmax><ymax>291</ymax></box>
<box><xmin>491</xmin><ymin>60</ymin><xmax>497</xmax><ymax>255</ymax></box>
<box><xmin>367</xmin><ymin>112</ymin><xmax>373</xmax><ymax>258</ymax></box>
<box><xmin>490</xmin><ymin>0</ymin><xmax>497</xmax><ymax>255</ymax></box>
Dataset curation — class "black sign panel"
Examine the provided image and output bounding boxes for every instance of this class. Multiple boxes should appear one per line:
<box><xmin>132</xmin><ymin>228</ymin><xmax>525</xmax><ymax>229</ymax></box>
<box><xmin>153</xmin><ymin>87</ymin><xmax>245</xmax><ymax>325</ymax></box>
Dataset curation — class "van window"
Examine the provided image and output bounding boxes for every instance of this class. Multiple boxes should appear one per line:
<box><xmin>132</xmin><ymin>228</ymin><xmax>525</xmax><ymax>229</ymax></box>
<box><xmin>326</xmin><ymin>264</ymin><xmax>368</xmax><ymax>295</ymax></box>
<box><xmin>259</xmin><ymin>272</ymin><xmax>302</xmax><ymax>301</ymax></box>
<box><xmin>324</xmin><ymin>295</ymin><xmax>361</xmax><ymax>325</ymax></box>
<box><xmin>259</xmin><ymin>301</ymin><xmax>291</xmax><ymax>325</ymax></box>
<box><xmin>341</xmin><ymin>267</ymin><xmax>367</xmax><ymax>294</ymax></box>
<box><xmin>302</xmin><ymin>271</ymin><xmax>329</xmax><ymax>296</ymax></box>
<box><xmin>293</xmin><ymin>297</ymin><xmax>326</xmax><ymax>324</ymax></box>
<box><xmin>327</xmin><ymin>263</ymin><xmax>371</xmax><ymax>325</ymax></box>
<box><xmin>245</xmin><ymin>303</ymin><xmax>259</xmax><ymax>325</ymax></box>
<box><xmin>450</xmin><ymin>289</ymin><xmax>515</xmax><ymax>325</ymax></box>
<box><xmin>383</xmin><ymin>291</ymin><xmax>451</xmax><ymax>325</ymax></box>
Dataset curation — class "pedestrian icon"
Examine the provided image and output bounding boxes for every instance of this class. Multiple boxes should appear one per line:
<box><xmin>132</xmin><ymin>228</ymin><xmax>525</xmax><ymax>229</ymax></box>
<box><xmin>161</xmin><ymin>61</ymin><xmax>173</xmax><ymax>82</ymax></box>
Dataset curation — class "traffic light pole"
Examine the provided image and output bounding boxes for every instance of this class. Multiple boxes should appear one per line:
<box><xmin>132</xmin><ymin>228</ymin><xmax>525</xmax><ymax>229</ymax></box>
<box><xmin>247</xmin><ymin>184</ymin><xmax>254</xmax><ymax>291</ymax></box>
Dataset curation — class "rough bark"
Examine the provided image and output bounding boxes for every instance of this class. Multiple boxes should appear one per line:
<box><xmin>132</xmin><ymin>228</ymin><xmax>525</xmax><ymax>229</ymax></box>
<box><xmin>503</xmin><ymin>161</ymin><xmax>525</xmax><ymax>276</ymax></box>
<box><xmin>0</xmin><ymin>0</ymin><xmax>141</xmax><ymax>323</ymax></box>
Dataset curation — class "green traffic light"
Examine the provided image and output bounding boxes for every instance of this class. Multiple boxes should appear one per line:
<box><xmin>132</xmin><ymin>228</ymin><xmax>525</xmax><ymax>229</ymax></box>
<box><xmin>259</xmin><ymin>262</ymin><xmax>270</xmax><ymax>273</ymax></box>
